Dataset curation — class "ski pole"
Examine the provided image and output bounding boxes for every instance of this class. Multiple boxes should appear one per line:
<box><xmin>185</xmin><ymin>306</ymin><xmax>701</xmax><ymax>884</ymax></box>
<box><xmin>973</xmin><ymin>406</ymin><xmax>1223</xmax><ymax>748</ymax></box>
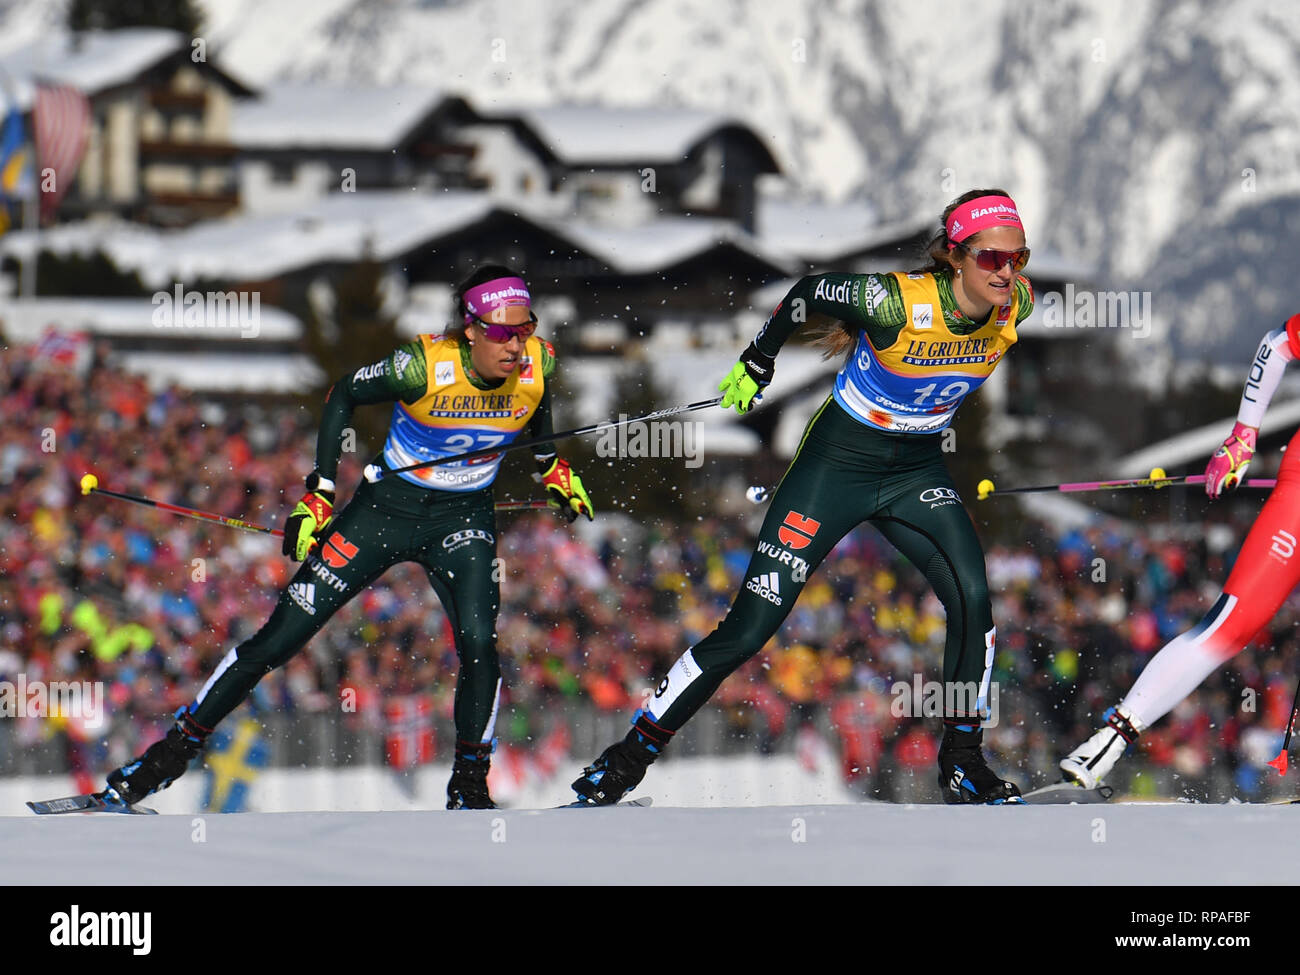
<box><xmin>78</xmin><ymin>473</ymin><xmax>552</xmax><ymax>537</ymax></box>
<box><xmin>492</xmin><ymin>499</ymin><xmax>555</xmax><ymax>512</ymax></box>
<box><xmin>974</xmin><ymin>468</ymin><xmax>1278</xmax><ymax>501</ymax></box>
<box><xmin>78</xmin><ymin>474</ymin><xmax>285</xmax><ymax>537</ymax></box>
<box><xmin>748</xmin><ymin>469</ymin><xmax>1280</xmax><ymax>506</ymax></box>
<box><xmin>1267</xmin><ymin>677</ymin><xmax>1300</xmax><ymax>776</ymax></box>
<box><xmin>364</xmin><ymin>396</ymin><xmax>725</xmax><ymax>482</ymax></box>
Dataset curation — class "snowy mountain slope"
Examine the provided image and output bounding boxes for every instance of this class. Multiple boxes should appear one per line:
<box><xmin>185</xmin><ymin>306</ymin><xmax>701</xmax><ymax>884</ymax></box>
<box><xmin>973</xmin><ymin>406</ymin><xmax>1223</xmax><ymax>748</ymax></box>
<box><xmin>2</xmin><ymin>0</ymin><xmax>1300</xmax><ymax>359</ymax></box>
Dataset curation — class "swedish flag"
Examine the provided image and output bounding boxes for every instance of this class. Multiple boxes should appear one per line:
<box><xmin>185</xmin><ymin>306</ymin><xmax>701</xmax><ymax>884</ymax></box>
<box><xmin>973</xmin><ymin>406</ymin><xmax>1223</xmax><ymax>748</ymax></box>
<box><xmin>0</xmin><ymin>105</ymin><xmax>33</xmax><ymax>235</ymax></box>
<box><xmin>200</xmin><ymin>718</ymin><xmax>270</xmax><ymax>813</ymax></box>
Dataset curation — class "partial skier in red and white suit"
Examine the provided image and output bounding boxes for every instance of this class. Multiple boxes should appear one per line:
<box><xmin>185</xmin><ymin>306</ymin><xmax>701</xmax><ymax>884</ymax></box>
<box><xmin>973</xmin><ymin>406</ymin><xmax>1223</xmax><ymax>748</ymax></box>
<box><xmin>1062</xmin><ymin>313</ymin><xmax>1300</xmax><ymax>788</ymax></box>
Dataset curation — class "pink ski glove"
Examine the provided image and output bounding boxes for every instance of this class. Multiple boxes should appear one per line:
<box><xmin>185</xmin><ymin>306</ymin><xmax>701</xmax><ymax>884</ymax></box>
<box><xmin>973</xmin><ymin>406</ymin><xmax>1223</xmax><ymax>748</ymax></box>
<box><xmin>1205</xmin><ymin>421</ymin><xmax>1257</xmax><ymax>498</ymax></box>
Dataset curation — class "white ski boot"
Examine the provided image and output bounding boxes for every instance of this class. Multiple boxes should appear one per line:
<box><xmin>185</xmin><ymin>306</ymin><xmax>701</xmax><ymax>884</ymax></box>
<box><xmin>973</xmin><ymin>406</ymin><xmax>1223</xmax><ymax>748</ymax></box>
<box><xmin>1060</xmin><ymin>705</ymin><xmax>1143</xmax><ymax>788</ymax></box>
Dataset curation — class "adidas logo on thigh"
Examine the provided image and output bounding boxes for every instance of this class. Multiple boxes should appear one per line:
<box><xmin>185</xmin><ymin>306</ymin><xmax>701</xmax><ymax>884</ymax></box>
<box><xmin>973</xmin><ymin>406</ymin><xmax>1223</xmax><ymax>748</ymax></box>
<box><xmin>746</xmin><ymin>572</ymin><xmax>782</xmax><ymax>606</ymax></box>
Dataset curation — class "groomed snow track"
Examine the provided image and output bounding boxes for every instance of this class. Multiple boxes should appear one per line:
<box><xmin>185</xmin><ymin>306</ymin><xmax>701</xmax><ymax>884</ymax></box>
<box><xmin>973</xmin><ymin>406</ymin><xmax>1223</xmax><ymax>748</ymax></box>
<box><xmin>4</xmin><ymin>801</ymin><xmax>1294</xmax><ymax>885</ymax></box>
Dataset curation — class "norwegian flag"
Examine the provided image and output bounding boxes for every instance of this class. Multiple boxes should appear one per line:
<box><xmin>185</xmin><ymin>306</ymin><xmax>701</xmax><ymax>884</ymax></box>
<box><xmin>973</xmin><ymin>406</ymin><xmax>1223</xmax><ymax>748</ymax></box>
<box><xmin>485</xmin><ymin>721</ymin><xmax>572</xmax><ymax>804</ymax></box>
<box><xmin>33</xmin><ymin>84</ymin><xmax>90</xmax><ymax>222</ymax></box>
<box><xmin>34</xmin><ymin>327</ymin><xmax>88</xmax><ymax>367</ymax></box>
<box><xmin>384</xmin><ymin>695</ymin><xmax>436</xmax><ymax>770</ymax></box>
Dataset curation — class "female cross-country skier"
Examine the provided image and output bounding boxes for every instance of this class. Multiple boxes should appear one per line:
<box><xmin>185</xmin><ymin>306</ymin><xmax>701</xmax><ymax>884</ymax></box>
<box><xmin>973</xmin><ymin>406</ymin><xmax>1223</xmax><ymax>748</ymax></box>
<box><xmin>104</xmin><ymin>264</ymin><xmax>593</xmax><ymax>810</ymax></box>
<box><xmin>1061</xmin><ymin>313</ymin><xmax>1300</xmax><ymax>789</ymax></box>
<box><xmin>571</xmin><ymin>189</ymin><xmax>1035</xmax><ymax>805</ymax></box>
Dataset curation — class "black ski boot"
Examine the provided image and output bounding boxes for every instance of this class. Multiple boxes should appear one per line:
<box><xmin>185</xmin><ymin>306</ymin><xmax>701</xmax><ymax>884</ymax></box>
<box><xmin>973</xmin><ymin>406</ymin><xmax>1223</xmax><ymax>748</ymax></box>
<box><xmin>446</xmin><ymin>741</ymin><xmax>497</xmax><ymax>809</ymax></box>
<box><xmin>571</xmin><ymin>712</ymin><xmax>673</xmax><ymax>805</ymax></box>
<box><xmin>937</xmin><ymin>724</ymin><xmax>1024</xmax><ymax>805</ymax></box>
<box><xmin>107</xmin><ymin>708</ymin><xmax>210</xmax><ymax>804</ymax></box>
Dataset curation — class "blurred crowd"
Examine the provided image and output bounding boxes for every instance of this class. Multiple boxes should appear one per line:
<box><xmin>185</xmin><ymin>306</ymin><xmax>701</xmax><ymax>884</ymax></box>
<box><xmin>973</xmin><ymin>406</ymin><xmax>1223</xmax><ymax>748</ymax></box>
<box><xmin>3</xmin><ymin>341</ymin><xmax>1298</xmax><ymax>802</ymax></box>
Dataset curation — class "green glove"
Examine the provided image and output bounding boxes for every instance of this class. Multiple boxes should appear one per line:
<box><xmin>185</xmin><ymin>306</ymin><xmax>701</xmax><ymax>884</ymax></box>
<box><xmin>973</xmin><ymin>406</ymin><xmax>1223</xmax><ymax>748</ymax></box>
<box><xmin>282</xmin><ymin>472</ymin><xmax>335</xmax><ymax>561</ymax></box>
<box><xmin>719</xmin><ymin>341</ymin><xmax>775</xmax><ymax>414</ymax></box>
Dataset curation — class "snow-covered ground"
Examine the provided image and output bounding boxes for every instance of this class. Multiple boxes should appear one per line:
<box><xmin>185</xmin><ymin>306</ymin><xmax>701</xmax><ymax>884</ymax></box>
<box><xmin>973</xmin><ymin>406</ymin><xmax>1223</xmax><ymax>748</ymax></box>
<box><xmin>0</xmin><ymin>755</ymin><xmax>861</xmax><ymax>817</ymax></box>
<box><xmin>4</xmin><ymin>759</ymin><xmax>1295</xmax><ymax>884</ymax></box>
<box><xmin>3</xmin><ymin>799</ymin><xmax>1294</xmax><ymax>885</ymax></box>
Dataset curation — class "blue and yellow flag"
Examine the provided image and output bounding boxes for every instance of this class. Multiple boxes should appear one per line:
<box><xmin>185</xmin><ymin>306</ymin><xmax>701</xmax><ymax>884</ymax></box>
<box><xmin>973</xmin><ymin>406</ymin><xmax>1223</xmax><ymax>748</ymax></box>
<box><xmin>200</xmin><ymin>718</ymin><xmax>270</xmax><ymax>813</ymax></box>
<box><xmin>0</xmin><ymin>105</ymin><xmax>33</xmax><ymax>234</ymax></box>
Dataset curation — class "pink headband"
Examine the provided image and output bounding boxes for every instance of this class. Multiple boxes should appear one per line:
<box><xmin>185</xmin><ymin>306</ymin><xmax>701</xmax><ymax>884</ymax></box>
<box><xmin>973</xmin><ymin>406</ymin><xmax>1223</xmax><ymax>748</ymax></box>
<box><xmin>945</xmin><ymin>195</ymin><xmax>1023</xmax><ymax>247</ymax></box>
<box><xmin>463</xmin><ymin>276</ymin><xmax>531</xmax><ymax>325</ymax></box>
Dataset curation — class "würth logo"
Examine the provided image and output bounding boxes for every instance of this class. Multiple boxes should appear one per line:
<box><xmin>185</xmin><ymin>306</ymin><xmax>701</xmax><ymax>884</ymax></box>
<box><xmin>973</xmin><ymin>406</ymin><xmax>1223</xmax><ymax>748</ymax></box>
<box><xmin>746</xmin><ymin>572</ymin><xmax>782</xmax><ymax>606</ymax></box>
<box><xmin>322</xmin><ymin>532</ymin><xmax>358</xmax><ymax>568</ymax></box>
<box><xmin>777</xmin><ymin>511</ymin><xmax>821</xmax><ymax>550</ymax></box>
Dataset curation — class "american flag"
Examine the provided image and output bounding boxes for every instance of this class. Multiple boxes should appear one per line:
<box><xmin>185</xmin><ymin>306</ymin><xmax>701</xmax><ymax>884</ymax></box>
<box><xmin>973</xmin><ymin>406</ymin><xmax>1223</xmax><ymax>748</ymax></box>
<box><xmin>33</xmin><ymin>84</ymin><xmax>90</xmax><ymax>222</ymax></box>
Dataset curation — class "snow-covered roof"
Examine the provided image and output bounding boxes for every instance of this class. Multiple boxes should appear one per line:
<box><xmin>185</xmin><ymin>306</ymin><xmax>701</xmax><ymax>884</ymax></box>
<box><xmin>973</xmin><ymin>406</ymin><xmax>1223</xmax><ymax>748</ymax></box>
<box><xmin>559</xmin><ymin>352</ymin><xmax>765</xmax><ymax>456</ymax></box>
<box><xmin>1020</xmin><ymin>247</ymin><xmax>1096</xmax><ymax>284</ymax></box>
<box><xmin>0</xmin><ymin>296</ymin><xmax>302</xmax><ymax>343</ymax></box>
<box><xmin>651</xmin><ymin>345</ymin><xmax>834</xmax><ymax>457</ymax></box>
<box><xmin>1116</xmin><ymin>397</ymin><xmax>1300</xmax><ymax>476</ymax></box>
<box><xmin>1</xmin><ymin>192</ymin><xmax>795</xmax><ymax>287</ymax></box>
<box><xmin>232</xmin><ymin>84</ymin><xmax>449</xmax><ymax>150</ymax></box>
<box><xmin>1015</xmin><ymin>492</ymin><xmax>1107</xmax><ymax>532</ymax></box>
<box><xmin>506</xmin><ymin>106</ymin><xmax>759</xmax><ymax>165</ymax></box>
<box><xmin>0</xmin><ymin>29</ymin><xmax>186</xmax><ymax>110</ymax></box>
<box><xmin>757</xmin><ymin>197</ymin><xmax>911</xmax><ymax>264</ymax></box>
<box><xmin>116</xmin><ymin>351</ymin><xmax>324</xmax><ymax>394</ymax></box>
<box><xmin>0</xmin><ymin>190</ymin><xmax>497</xmax><ymax>287</ymax></box>
<box><xmin>547</xmin><ymin>215</ymin><xmax>794</xmax><ymax>276</ymax></box>
<box><xmin>156</xmin><ymin>190</ymin><xmax>494</xmax><ymax>282</ymax></box>
<box><xmin>748</xmin><ymin>276</ymin><xmax>799</xmax><ymax>312</ymax></box>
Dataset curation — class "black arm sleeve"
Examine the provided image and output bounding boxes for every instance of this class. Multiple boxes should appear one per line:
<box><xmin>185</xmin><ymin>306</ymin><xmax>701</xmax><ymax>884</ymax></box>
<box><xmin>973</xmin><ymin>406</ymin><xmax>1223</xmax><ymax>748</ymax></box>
<box><xmin>753</xmin><ymin>273</ymin><xmax>907</xmax><ymax>357</ymax></box>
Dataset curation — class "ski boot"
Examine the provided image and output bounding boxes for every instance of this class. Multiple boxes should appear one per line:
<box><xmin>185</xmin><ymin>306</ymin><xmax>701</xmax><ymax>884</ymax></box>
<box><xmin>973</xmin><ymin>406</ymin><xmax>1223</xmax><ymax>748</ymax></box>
<box><xmin>446</xmin><ymin>740</ymin><xmax>497</xmax><ymax>809</ymax></box>
<box><xmin>106</xmin><ymin>708</ymin><xmax>211</xmax><ymax>805</ymax></box>
<box><xmin>937</xmin><ymin>723</ymin><xmax>1024</xmax><ymax>804</ymax></box>
<box><xmin>571</xmin><ymin>711</ymin><xmax>673</xmax><ymax>805</ymax></box>
<box><xmin>1060</xmin><ymin>705</ymin><xmax>1143</xmax><ymax>789</ymax></box>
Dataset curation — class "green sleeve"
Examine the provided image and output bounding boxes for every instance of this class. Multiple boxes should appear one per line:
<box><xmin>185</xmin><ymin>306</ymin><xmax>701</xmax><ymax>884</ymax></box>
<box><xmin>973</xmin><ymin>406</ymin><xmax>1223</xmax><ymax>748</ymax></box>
<box><xmin>315</xmin><ymin>341</ymin><xmax>429</xmax><ymax>479</ymax></box>
<box><xmin>1013</xmin><ymin>276</ymin><xmax>1035</xmax><ymax>324</ymax></box>
<box><xmin>754</xmin><ymin>273</ymin><xmax>906</xmax><ymax>356</ymax></box>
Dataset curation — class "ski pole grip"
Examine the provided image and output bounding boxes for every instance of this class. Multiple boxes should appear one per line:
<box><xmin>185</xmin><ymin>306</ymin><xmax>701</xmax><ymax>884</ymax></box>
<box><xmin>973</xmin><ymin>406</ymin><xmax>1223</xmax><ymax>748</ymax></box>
<box><xmin>363</xmin><ymin>463</ymin><xmax>384</xmax><ymax>483</ymax></box>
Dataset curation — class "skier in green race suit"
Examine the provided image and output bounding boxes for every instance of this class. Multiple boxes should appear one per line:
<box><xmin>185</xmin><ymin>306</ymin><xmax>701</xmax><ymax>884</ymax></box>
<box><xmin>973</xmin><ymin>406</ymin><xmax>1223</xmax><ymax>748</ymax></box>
<box><xmin>572</xmin><ymin>189</ymin><xmax>1035</xmax><ymax>805</ymax></box>
<box><xmin>105</xmin><ymin>265</ymin><xmax>593</xmax><ymax>810</ymax></box>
